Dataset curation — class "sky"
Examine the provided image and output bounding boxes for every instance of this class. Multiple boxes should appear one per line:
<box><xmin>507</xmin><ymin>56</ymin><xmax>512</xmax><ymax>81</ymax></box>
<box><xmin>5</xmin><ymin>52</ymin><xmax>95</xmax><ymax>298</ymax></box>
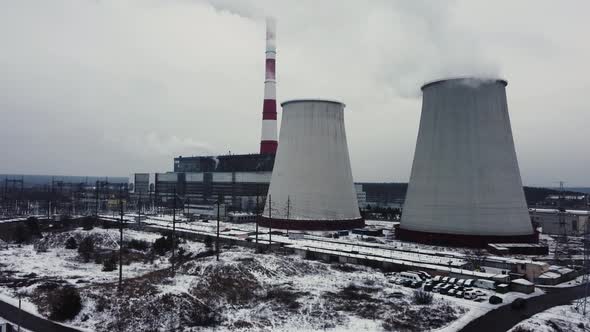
<box><xmin>0</xmin><ymin>0</ymin><xmax>588</xmax><ymax>186</ymax></box>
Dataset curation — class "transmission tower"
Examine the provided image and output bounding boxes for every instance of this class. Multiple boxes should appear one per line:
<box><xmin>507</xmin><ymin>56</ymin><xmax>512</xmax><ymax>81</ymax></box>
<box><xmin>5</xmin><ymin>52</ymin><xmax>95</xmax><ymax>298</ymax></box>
<box><xmin>574</xmin><ymin>220</ymin><xmax>589</xmax><ymax>316</ymax></box>
<box><xmin>553</xmin><ymin>181</ymin><xmax>571</xmax><ymax>264</ymax></box>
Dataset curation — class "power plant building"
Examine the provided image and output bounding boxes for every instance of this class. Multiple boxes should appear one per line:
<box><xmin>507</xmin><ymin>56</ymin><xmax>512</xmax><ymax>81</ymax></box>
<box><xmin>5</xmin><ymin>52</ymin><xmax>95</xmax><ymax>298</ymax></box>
<box><xmin>259</xmin><ymin>99</ymin><xmax>364</xmax><ymax>230</ymax></box>
<box><xmin>398</xmin><ymin>78</ymin><xmax>537</xmax><ymax>247</ymax></box>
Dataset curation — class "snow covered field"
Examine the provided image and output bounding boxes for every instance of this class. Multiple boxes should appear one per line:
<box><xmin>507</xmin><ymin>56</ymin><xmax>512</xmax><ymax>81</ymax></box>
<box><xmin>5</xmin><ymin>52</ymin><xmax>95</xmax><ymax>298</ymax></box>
<box><xmin>0</xmin><ymin>221</ymin><xmax>558</xmax><ymax>332</ymax></box>
<box><xmin>0</xmin><ymin>225</ymin><xmax>487</xmax><ymax>331</ymax></box>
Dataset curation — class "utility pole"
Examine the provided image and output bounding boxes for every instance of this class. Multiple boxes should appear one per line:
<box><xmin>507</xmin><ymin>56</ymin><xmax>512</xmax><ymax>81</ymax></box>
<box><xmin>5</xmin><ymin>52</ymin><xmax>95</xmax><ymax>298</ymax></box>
<box><xmin>554</xmin><ymin>181</ymin><xmax>570</xmax><ymax>263</ymax></box>
<box><xmin>255</xmin><ymin>189</ymin><xmax>259</xmax><ymax>248</ymax></box>
<box><xmin>138</xmin><ymin>191</ymin><xmax>142</xmax><ymax>226</ymax></box>
<box><xmin>268</xmin><ymin>194</ymin><xmax>272</xmax><ymax>249</ymax></box>
<box><xmin>216</xmin><ymin>195</ymin><xmax>221</xmax><ymax>261</ymax></box>
<box><xmin>17</xmin><ymin>293</ymin><xmax>21</xmax><ymax>332</ymax></box>
<box><xmin>286</xmin><ymin>196</ymin><xmax>291</xmax><ymax>235</ymax></box>
<box><xmin>95</xmin><ymin>180</ymin><xmax>99</xmax><ymax>217</ymax></box>
<box><xmin>171</xmin><ymin>188</ymin><xmax>177</xmax><ymax>276</ymax></box>
<box><xmin>118</xmin><ymin>186</ymin><xmax>124</xmax><ymax>292</ymax></box>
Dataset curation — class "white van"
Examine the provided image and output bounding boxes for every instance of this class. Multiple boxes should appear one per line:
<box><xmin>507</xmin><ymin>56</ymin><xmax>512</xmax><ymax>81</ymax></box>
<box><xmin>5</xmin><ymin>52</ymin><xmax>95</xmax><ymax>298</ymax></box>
<box><xmin>474</xmin><ymin>279</ymin><xmax>496</xmax><ymax>290</ymax></box>
<box><xmin>399</xmin><ymin>272</ymin><xmax>423</xmax><ymax>282</ymax></box>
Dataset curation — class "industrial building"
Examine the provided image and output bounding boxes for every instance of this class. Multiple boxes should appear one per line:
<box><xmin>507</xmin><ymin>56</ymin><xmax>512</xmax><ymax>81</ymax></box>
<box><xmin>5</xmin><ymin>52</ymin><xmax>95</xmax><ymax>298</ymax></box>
<box><xmin>398</xmin><ymin>78</ymin><xmax>537</xmax><ymax>247</ymax></box>
<box><xmin>530</xmin><ymin>208</ymin><xmax>590</xmax><ymax>236</ymax></box>
<box><xmin>259</xmin><ymin>99</ymin><xmax>364</xmax><ymax>230</ymax></box>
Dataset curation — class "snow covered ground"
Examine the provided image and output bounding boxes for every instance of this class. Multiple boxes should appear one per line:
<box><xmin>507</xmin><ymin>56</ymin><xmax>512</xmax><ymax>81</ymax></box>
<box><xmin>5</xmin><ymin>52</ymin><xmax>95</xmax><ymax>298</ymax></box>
<box><xmin>0</xmin><ymin>221</ymin><xmax>558</xmax><ymax>332</ymax></box>
<box><xmin>508</xmin><ymin>298</ymin><xmax>590</xmax><ymax>332</ymax></box>
<box><xmin>0</xmin><ymin>225</ymin><xmax>490</xmax><ymax>331</ymax></box>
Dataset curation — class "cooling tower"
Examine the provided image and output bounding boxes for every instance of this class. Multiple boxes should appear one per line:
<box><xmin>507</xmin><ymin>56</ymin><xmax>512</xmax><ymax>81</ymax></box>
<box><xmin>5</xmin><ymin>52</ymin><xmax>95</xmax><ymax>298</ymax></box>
<box><xmin>259</xmin><ymin>99</ymin><xmax>364</xmax><ymax>230</ymax></box>
<box><xmin>398</xmin><ymin>78</ymin><xmax>537</xmax><ymax>247</ymax></box>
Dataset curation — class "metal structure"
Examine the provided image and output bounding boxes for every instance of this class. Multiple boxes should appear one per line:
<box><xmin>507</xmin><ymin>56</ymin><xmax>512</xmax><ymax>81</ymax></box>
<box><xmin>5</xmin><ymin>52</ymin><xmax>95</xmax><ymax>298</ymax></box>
<box><xmin>575</xmin><ymin>221</ymin><xmax>589</xmax><ymax>316</ymax></box>
<box><xmin>259</xmin><ymin>17</ymin><xmax>278</xmax><ymax>154</ymax></box>
<box><xmin>398</xmin><ymin>78</ymin><xmax>537</xmax><ymax>247</ymax></box>
<box><xmin>259</xmin><ymin>99</ymin><xmax>364</xmax><ymax>230</ymax></box>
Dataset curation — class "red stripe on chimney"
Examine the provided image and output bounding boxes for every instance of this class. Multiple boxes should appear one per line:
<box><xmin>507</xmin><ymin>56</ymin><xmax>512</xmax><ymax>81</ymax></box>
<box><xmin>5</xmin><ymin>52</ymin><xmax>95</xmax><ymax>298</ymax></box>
<box><xmin>260</xmin><ymin>140</ymin><xmax>278</xmax><ymax>154</ymax></box>
<box><xmin>263</xmin><ymin>100</ymin><xmax>277</xmax><ymax>119</ymax></box>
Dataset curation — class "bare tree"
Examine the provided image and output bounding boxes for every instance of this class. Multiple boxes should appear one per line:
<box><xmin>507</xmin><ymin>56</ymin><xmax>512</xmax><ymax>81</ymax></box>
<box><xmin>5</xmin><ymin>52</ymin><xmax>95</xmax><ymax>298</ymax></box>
<box><xmin>463</xmin><ymin>248</ymin><xmax>488</xmax><ymax>271</ymax></box>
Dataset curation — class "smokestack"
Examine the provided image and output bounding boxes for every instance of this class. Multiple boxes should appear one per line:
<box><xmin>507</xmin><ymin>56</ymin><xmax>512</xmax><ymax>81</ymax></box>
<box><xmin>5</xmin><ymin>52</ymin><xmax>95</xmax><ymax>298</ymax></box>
<box><xmin>260</xmin><ymin>99</ymin><xmax>364</xmax><ymax>230</ymax></box>
<box><xmin>259</xmin><ymin>18</ymin><xmax>278</xmax><ymax>154</ymax></box>
<box><xmin>398</xmin><ymin>78</ymin><xmax>537</xmax><ymax>247</ymax></box>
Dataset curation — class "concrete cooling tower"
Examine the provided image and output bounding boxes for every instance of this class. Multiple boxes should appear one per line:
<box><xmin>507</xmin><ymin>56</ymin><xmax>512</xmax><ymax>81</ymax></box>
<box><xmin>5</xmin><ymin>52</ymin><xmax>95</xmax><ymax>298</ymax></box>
<box><xmin>398</xmin><ymin>78</ymin><xmax>537</xmax><ymax>247</ymax></box>
<box><xmin>259</xmin><ymin>99</ymin><xmax>364</xmax><ymax>231</ymax></box>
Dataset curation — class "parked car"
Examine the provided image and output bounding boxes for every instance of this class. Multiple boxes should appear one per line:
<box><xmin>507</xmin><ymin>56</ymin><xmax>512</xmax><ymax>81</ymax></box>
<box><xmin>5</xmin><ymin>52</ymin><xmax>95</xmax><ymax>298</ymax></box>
<box><xmin>410</xmin><ymin>281</ymin><xmax>422</xmax><ymax>289</ymax></box>
<box><xmin>399</xmin><ymin>272</ymin><xmax>424</xmax><ymax>282</ymax></box>
<box><xmin>432</xmin><ymin>275</ymin><xmax>443</xmax><ymax>283</ymax></box>
<box><xmin>455</xmin><ymin>291</ymin><xmax>464</xmax><ymax>298</ymax></box>
<box><xmin>423</xmin><ymin>283</ymin><xmax>434</xmax><ymax>292</ymax></box>
<box><xmin>464</xmin><ymin>279</ymin><xmax>475</xmax><ymax>287</ymax></box>
<box><xmin>394</xmin><ymin>278</ymin><xmax>404</xmax><ymax>285</ymax></box>
<box><xmin>440</xmin><ymin>285</ymin><xmax>453</xmax><ymax>295</ymax></box>
<box><xmin>448</xmin><ymin>278</ymin><xmax>457</xmax><ymax>285</ymax></box>
<box><xmin>433</xmin><ymin>284</ymin><xmax>443</xmax><ymax>293</ymax></box>
<box><xmin>401</xmin><ymin>279</ymin><xmax>413</xmax><ymax>287</ymax></box>
<box><xmin>448</xmin><ymin>288</ymin><xmax>457</xmax><ymax>296</ymax></box>
<box><xmin>414</xmin><ymin>271</ymin><xmax>432</xmax><ymax>280</ymax></box>
<box><xmin>463</xmin><ymin>291</ymin><xmax>475</xmax><ymax>299</ymax></box>
<box><xmin>456</xmin><ymin>279</ymin><xmax>466</xmax><ymax>286</ymax></box>
<box><xmin>442</xmin><ymin>277</ymin><xmax>450</xmax><ymax>283</ymax></box>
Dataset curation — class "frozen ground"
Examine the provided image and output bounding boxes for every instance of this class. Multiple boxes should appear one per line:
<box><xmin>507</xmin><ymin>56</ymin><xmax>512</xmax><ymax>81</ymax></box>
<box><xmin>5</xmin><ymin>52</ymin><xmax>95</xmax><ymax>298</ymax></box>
<box><xmin>0</xmin><ymin>225</ymin><xmax>485</xmax><ymax>332</ymax></box>
<box><xmin>508</xmin><ymin>298</ymin><xmax>590</xmax><ymax>332</ymax></box>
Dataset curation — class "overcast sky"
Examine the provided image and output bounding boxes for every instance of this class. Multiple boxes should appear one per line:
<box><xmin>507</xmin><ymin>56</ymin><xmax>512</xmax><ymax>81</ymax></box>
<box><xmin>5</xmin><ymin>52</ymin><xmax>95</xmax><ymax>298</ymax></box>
<box><xmin>0</xmin><ymin>0</ymin><xmax>588</xmax><ymax>186</ymax></box>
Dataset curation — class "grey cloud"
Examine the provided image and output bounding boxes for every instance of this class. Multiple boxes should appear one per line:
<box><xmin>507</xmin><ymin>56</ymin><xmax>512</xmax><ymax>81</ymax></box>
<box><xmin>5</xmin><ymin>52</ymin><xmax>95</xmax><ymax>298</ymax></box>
<box><xmin>0</xmin><ymin>0</ymin><xmax>588</xmax><ymax>186</ymax></box>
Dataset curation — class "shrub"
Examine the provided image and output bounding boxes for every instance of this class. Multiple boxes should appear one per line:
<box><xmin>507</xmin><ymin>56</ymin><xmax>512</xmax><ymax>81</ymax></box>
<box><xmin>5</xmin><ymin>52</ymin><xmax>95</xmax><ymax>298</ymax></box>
<box><xmin>204</xmin><ymin>236</ymin><xmax>213</xmax><ymax>250</ymax></box>
<box><xmin>128</xmin><ymin>239</ymin><xmax>150</xmax><ymax>251</ymax></box>
<box><xmin>153</xmin><ymin>235</ymin><xmax>174</xmax><ymax>256</ymax></box>
<box><xmin>81</xmin><ymin>217</ymin><xmax>94</xmax><ymax>231</ymax></box>
<box><xmin>511</xmin><ymin>298</ymin><xmax>527</xmax><ymax>310</ymax></box>
<box><xmin>413</xmin><ymin>290</ymin><xmax>433</xmax><ymax>305</ymax></box>
<box><xmin>65</xmin><ymin>237</ymin><xmax>78</xmax><ymax>249</ymax></box>
<box><xmin>102</xmin><ymin>252</ymin><xmax>118</xmax><ymax>272</ymax></box>
<box><xmin>35</xmin><ymin>242</ymin><xmax>49</xmax><ymax>253</ymax></box>
<box><xmin>78</xmin><ymin>237</ymin><xmax>95</xmax><ymax>262</ymax></box>
<box><xmin>489</xmin><ymin>295</ymin><xmax>503</xmax><ymax>304</ymax></box>
<box><xmin>48</xmin><ymin>286</ymin><xmax>82</xmax><ymax>321</ymax></box>
<box><xmin>26</xmin><ymin>217</ymin><xmax>42</xmax><ymax>237</ymax></box>
<box><xmin>14</xmin><ymin>224</ymin><xmax>32</xmax><ymax>243</ymax></box>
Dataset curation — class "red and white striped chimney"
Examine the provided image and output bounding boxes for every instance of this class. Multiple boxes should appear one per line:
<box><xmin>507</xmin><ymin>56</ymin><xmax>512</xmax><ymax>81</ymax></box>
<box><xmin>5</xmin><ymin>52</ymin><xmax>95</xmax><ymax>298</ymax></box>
<box><xmin>260</xmin><ymin>18</ymin><xmax>278</xmax><ymax>154</ymax></box>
